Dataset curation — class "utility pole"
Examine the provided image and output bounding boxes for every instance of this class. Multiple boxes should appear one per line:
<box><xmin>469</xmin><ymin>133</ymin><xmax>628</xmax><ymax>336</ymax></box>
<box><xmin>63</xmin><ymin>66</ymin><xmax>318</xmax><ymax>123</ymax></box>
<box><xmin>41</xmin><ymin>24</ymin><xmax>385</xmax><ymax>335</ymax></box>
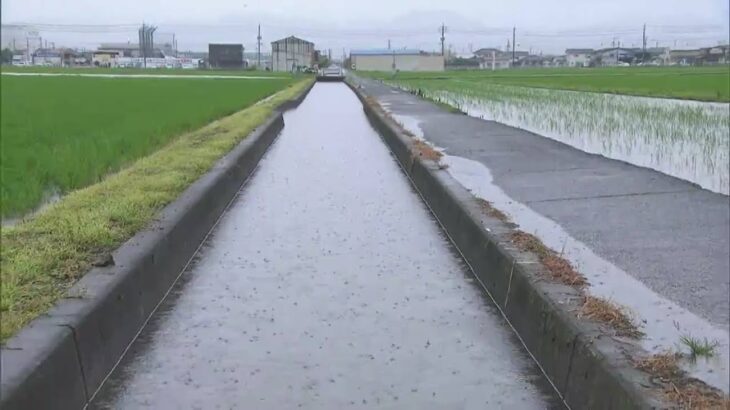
<box><xmin>642</xmin><ymin>23</ymin><xmax>647</xmax><ymax>63</ymax></box>
<box><xmin>257</xmin><ymin>24</ymin><xmax>262</xmax><ymax>69</ymax></box>
<box><xmin>388</xmin><ymin>39</ymin><xmax>391</xmax><ymax>50</ymax></box>
<box><xmin>512</xmin><ymin>26</ymin><xmax>516</xmax><ymax>67</ymax></box>
<box><xmin>172</xmin><ymin>34</ymin><xmax>176</xmax><ymax>57</ymax></box>
<box><xmin>440</xmin><ymin>23</ymin><xmax>446</xmax><ymax>56</ymax></box>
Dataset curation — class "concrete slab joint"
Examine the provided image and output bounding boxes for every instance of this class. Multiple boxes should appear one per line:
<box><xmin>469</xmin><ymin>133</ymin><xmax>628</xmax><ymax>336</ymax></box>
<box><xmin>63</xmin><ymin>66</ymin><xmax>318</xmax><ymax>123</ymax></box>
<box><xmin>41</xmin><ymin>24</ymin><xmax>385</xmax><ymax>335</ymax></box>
<box><xmin>0</xmin><ymin>81</ymin><xmax>315</xmax><ymax>410</ymax></box>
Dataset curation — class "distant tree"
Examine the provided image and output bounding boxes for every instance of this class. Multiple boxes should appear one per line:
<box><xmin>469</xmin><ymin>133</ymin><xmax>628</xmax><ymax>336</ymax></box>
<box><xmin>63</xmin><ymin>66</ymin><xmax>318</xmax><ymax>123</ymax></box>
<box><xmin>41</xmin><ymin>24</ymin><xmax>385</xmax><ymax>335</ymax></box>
<box><xmin>1</xmin><ymin>48</ymin><xmax>13</xmax><ymax>64</ymax></box>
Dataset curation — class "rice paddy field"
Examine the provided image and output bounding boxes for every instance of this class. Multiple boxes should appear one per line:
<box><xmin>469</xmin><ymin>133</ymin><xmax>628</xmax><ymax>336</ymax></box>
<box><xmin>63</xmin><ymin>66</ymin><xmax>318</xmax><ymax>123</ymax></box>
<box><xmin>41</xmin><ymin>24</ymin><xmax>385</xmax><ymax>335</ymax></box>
<box><xmin>364</xmin><ymin>67</ymin><xmax>730</xmax><ymax>194</ymax></box>
<box><xmin>1</xmin><ymin>71</ymin><xmax>296</xmax><ymax>218</ymax></box>
<box><xmin>364</xmin><ymin>66</ymin><xmax>730</xmax><ymax>102</ymax></box>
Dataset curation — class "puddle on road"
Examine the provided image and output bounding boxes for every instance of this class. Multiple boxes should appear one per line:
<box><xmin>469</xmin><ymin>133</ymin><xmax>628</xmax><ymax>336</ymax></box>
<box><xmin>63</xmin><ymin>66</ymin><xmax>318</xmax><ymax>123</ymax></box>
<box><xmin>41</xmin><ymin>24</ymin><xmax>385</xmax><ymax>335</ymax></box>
<box><xmin>383</xmin><ymin>110</ymin><xmax>729</xmax><ymax>393</ymax></box>
<box><xmin>442</xmin><ymin>154</ymin><xmax>730</xmax><ymax>392</ymax></box>
<box><xmin>90</xmin><ymin>83</ymin><xmax>562</xmax><ymax>409</ymax></box>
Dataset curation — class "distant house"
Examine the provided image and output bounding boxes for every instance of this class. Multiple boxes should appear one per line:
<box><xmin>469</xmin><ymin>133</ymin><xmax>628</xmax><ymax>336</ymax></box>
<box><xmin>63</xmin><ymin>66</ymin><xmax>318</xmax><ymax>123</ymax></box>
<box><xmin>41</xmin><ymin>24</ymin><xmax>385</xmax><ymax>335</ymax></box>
<box><xmin>92</xmin><ymin>50</ymin><xmax>122</xmax><ymax>67</ymax></box>
<box><xmin>514</xmin><ymin>54</ymin><xmax>545</xmax><ymax>68</ymax></box>
<box><xmin>593</xmin><ymin>48</ymin><xmax>636</xmax><ymax>66</ymax></box>
<box><xmin>703</xmin><ymin>45</ymin><xmax>729</xmax><ymax>64</ymax></box>
<box><xmin>542</xmin><ymin>55</ymin><xmax>567</xmax><ymax>67</ymax></box>
<box><xmin>670</xmin><ymin>49</ymin><xmax>704</xmax><ymax>65</ymax></box>
<box><xmin>98</xmin><ymin>42</ymin><xmax>140</xmax><ymax>57</ymax></box>
<box><xmin>11</xmin><ymin>53</ymin><xmax>28</xmax><ymax>66</ymax></box>
<box><xmin>271</xmin><ymin>36</ymin><xmax>315</xmax><ymax>72</ymax></box>
<box><xmin>32</xmin><ymin>48</ymin><xmax>76</xmax><ymax>66</ymax></box>
<box><xmin>565</xmin><ymin>49</ymin><xmax>594</xmax><ymax>67</ymax></box>
<box><xmin>350</xmin><ymin>49</ymin><xmax>444</xmax><ymax>72</ymax></box>
<box><xmin>473</xmin><ymin>48</ymin><xmax>502</xmax><ymax>59</ymax></box>
<box><xmin>473</xmin><ymin>47</ymin><xmax>531</xmax><ymax>69</ymax></box>
<box><xmin>32</xmin><ymin>48</ymin><xmax>61</xmax><ymax>66</ymax></box>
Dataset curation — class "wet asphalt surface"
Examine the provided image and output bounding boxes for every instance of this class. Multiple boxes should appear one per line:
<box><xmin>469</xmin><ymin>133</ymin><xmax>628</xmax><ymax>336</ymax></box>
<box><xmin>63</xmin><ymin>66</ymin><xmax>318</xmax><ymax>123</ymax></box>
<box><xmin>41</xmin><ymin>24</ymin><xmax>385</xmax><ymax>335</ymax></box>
<box><xmin>352</xmin><ymin>77</ymin><xmax>730</xmax><ymax>331</ymax></box>
<box><xmin>90</xmin><ymin>83</ymin><xmax>562</xmax><ymax>409</ymax></box>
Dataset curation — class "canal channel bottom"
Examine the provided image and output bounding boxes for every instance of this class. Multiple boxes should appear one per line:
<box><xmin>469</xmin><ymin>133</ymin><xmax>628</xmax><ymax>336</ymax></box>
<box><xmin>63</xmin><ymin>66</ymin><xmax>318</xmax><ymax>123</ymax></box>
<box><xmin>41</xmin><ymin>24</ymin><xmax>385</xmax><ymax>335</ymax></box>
<box><xmin>90</xmin><ymin>83</ymin><xmax>562</xmax><ymax>409</ymax></box>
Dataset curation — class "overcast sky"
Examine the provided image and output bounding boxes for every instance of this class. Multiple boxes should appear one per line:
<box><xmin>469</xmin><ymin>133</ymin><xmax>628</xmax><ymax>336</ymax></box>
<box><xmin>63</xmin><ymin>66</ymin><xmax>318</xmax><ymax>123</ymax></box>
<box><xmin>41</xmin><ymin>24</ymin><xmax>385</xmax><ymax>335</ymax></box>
<box><xmin>2</xmin><ymin>0</ymin><xmax>728</xmax><ymax>54</ymax></box>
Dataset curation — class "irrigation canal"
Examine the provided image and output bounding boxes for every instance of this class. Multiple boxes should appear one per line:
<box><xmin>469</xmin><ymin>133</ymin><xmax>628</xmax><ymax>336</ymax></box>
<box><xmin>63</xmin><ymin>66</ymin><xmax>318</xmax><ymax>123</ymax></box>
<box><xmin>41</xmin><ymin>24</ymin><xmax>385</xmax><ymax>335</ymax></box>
<box><xmin>89</xmin><ymin>83</ymin><xmax>562</xmax><ymax>408</ymax></box>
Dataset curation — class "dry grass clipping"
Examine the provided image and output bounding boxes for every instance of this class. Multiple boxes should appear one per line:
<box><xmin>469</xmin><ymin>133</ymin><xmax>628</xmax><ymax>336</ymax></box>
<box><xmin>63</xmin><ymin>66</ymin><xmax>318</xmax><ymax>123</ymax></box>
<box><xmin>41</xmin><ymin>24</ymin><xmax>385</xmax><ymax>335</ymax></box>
<box><xmin>412</xmin><ymin>140</ymin><xmax>443</xmax><ymax>162</ymax></box>
<box><xmin>635</xmin><ymin>351</ymin><xmax>683</xmax><ymax>380</ymax></box>
<box><xmin>476</xmin><ymin>198</ymin><xmax>510</xmax><ymax>222</ymax></box>
<box><xmin>511</xmin><ymin>230</ymin><xmax>587</xmax><ymax>287</ymax></box>
<box><xmin>364</xmin><ymin>95</ymin><xmax>444</xmax><ymax>165</ymax></box>
<box><xmin>580</xmin><ymin>296</ymin><xmax>643</xmax><ymax>338</ymax></box>
<box><xmin>636</xmin><ymin>352</ymin><xmax>730</xmax><ymax>409</ymax></box>
<box><xmin>667</xmin><ymin>380</ymin><xmax>730</xmax><ymax>410</ymax></box>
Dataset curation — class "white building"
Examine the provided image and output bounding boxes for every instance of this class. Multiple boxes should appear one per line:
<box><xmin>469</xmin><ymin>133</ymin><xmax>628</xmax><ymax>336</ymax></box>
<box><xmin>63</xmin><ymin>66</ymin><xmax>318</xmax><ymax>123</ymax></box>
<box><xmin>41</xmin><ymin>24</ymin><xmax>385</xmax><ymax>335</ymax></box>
<box><xmin>350</xmin><ymin>49</ymin><xmax>445</xmax><ymax>72</ymax></box>
<box><xmin>565</xmin><ymin>48</ymin><xmax>594</xmax><ymax>67</ymax></box>
<box><xmin>32</xmin><ymin>49</ymin><xmax>63</xmax><ymax>66</ymax></box>
<box><xmin>271</xmin><ymin>36</ymin><xmax>315</xmax><ymax>72</ymax></box>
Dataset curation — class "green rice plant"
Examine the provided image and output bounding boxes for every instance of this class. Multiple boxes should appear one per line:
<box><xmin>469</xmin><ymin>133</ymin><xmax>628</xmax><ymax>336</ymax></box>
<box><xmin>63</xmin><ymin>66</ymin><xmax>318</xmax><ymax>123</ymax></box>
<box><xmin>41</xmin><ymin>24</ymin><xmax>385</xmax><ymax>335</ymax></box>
<box><xmin>1</xmin><ymin>74</ymin><xmax>296</xmax><ymax>218</ymax></box>
<box><xmin>679</xmin><ymin>334</ymin><xmax>720</xmax><ymax>359</ymax></box>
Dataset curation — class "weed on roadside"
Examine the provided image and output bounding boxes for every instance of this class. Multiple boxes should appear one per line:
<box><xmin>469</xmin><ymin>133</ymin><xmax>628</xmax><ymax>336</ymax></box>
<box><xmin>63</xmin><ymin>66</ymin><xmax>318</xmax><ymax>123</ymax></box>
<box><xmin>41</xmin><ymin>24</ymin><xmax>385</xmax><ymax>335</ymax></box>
<box><xmin>412</xmin><ymin>140</ymin><xmax>443</xmax><ymax>162</ymax></box>
<box><xmin>511</xmin><ymin>230</ymin><xmax>587</xmax><ymax>287</ymax></box>
<box><xmin>679</xmin><ymin>334</ymin><xmax>720</xmax><ymax>359</ymax></box>
<box><xmin>476</xmin><ymin>198</ymin><xmax>510</xmax><ymax>222</ymax></box>
<box><xmin>580</xmin><ymin>295</ymin><xmax>643</xmax><ymax>338</ymax></box>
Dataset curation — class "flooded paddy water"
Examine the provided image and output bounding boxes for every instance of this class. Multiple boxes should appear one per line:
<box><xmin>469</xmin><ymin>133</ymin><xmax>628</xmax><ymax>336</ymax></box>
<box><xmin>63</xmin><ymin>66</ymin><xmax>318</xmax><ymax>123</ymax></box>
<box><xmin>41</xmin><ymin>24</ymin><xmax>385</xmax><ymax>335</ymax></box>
<box><xmin>388</xmin><ymin>80</ymin><xmax>730</xmax><ymax>195</ymax></box>
<box><xmin>90</xmin><ymin>83</ymin><xmax>562</xmax><ymax>409</ymax></box>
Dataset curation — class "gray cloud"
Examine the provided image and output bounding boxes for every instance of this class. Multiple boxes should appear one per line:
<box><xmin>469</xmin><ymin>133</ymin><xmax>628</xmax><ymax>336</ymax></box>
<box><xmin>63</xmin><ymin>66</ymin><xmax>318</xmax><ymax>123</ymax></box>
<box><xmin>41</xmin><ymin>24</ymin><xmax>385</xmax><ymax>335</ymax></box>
<box><xmin>2</xmin><ymin>0</ymin><xmax>728</xmax><ymax>54</ymax></box>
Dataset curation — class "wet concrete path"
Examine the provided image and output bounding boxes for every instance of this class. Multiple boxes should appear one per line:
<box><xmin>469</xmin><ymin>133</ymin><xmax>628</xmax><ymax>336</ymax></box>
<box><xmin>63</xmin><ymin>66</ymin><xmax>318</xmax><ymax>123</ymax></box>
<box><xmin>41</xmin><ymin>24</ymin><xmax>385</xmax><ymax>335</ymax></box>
<box><xmin>90</xmin><ymin>83</ymin><xmax>562</xmax><ymax>409</ymax></box>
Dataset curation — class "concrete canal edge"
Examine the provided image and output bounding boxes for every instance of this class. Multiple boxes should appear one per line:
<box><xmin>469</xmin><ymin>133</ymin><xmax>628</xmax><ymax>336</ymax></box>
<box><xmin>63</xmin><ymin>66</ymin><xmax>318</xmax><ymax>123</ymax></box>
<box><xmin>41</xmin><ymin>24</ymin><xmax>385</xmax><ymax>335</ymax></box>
<box><xmin>345</xmin><ymin>79</ymin><xmax>667</xmax><ymax>409</ymax></box>
<box><xmin>0</xmin><ymin>81</ymin><xmax>315</xmax><ymax>410</ymax></box>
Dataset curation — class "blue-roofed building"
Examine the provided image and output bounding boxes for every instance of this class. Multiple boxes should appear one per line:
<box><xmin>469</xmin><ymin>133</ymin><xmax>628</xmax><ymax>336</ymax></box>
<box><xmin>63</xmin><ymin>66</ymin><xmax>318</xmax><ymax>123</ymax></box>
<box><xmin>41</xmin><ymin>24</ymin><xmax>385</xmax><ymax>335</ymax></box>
<box><xmin>350</xmin><ymin>48</ymin><xmax>444</xmax><ymax>72</ymax></box>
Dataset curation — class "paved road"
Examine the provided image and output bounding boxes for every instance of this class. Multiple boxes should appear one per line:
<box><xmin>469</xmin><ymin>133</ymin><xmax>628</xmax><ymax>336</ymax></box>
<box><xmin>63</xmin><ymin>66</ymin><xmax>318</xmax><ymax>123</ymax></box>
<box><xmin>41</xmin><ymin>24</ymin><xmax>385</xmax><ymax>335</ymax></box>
<box><xmin>352</xmin><ymin>77</ymin><xmax>730</xmax><ymax>332</ymax></box>
<box><xmin>90</xmin><ymin>83</ymin><xmax>561</xmax><ymax>409</ymax></box>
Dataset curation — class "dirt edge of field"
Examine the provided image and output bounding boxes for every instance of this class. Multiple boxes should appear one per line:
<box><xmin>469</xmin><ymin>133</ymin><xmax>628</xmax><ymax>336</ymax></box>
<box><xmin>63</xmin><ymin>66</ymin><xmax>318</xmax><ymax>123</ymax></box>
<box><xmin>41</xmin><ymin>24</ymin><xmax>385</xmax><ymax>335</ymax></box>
<box><xmin>348</xmin><ymin>78</ymin><xmax>676</xmax><ymax>409</ymax></box>
<box><xmin>0</xmin><ymin>79</ymin><xmax>314</xmax><ymax>410</ymax></box>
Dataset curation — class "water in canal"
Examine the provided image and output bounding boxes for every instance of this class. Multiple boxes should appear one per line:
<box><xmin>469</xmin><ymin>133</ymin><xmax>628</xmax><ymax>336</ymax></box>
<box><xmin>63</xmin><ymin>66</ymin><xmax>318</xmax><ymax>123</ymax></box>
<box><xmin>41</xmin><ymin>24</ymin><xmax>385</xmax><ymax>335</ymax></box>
<box><xmin>90</xmin><ymin>83</ymin><xmax>562</xmax><ymax>409</ymax></box>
